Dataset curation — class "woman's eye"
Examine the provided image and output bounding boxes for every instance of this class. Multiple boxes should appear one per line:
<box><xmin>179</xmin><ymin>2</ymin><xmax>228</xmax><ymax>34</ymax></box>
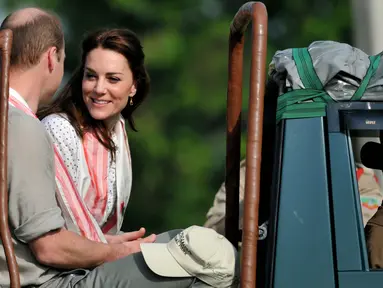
<box><xmin>85</xmin><ymin>73</ymin><xmax>96</xmax><ymax>79</ymax></box>
<box><xmin>109</xmin><ymin>77</ymin><xmax>120</xmax><ymax>83</ymax></box>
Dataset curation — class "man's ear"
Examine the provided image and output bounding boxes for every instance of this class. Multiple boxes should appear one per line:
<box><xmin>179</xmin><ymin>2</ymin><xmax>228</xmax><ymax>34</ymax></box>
<box><xmin>47</xmin><ymin>47</ymin><xmax>58</xmax><ymax>73</ymax></box>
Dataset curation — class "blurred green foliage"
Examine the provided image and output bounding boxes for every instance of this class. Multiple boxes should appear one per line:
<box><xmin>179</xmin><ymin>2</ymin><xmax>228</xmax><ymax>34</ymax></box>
<box><xmin>4</xmin><ymin>0</ymin><xmax>351</xmax><ymax>233</ymax></box>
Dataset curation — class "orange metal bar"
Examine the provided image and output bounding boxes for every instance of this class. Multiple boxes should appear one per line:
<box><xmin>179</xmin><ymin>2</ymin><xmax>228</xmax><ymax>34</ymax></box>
<box><xmin>0</xmin><ymin>29</ymin><xmax>20</xmax><ymax>288</ymax></box>
<box><xmin>225</xmin><ymin>2</ymin><xmax>268</xmax><ymax>287</ymax></box>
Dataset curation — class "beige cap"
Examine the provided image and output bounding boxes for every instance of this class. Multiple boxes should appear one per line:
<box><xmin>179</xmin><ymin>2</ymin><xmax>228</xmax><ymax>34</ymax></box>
<box><xmin>140</xmin><ymin>225</ymin><xmax>239</xmax><ymax>287</ymax></box>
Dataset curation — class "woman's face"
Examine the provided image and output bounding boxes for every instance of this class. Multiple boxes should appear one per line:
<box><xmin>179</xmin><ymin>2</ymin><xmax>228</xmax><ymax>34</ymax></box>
<box><xmin>82</xmin><ymin>47</ymin><xmax>136</xmax><ymax>125</ymax></box>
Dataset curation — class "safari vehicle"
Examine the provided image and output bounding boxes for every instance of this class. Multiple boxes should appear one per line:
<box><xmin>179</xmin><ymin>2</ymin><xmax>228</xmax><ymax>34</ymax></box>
<box><xmin>1</xmin><ymin>2</ymin><xmax>383</xmax><ymax>288</ymax></box>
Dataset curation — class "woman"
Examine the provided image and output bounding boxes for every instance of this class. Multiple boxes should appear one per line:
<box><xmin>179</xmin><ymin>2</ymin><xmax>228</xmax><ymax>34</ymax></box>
<box><xmin>34</xmin><ymin>28</ymin><xmax>238</xmax><ymax>288</ymax></box>
<box><xmin>38</xmin><ymin>28</ymin><xmax>150</xmax><ymax>243</ymax></box>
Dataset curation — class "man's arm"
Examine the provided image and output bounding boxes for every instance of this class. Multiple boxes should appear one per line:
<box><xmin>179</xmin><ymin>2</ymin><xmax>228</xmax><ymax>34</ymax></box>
<box><xmin>29</xmin><ymin>228</ymin><xmax>155</xmax><ymax>269</ymax></box>
<box><xmin>204</xmin><ymin>160</ymin><xmax>247</xmax><ymax>235</ymax></box>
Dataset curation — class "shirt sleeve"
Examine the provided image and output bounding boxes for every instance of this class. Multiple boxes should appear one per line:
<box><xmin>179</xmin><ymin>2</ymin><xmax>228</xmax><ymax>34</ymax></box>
<box><xmin>41</xmin><ymin>114</ymin><xmax>80</xmax><ymax>186</ymax></box>
<box><xmin>8</xmin><ymin>112</ymin><xmax>65</xmax><ymax>243</ymax></box>
<box><xmin>204</xmin><ymin>160</ymin><xmax>246</xmax><ymax>234</ymax></box>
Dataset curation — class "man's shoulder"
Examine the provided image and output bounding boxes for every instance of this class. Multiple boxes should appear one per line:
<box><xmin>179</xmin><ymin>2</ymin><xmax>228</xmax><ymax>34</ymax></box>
<box><xmin>8</xmin><ymin>107</ymin><xmax>51</xmax><ymax>144</ymax></box>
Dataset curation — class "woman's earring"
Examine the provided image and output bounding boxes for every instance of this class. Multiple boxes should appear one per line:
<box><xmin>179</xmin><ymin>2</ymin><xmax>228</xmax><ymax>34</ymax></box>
<box><xmin>129</xmin><ymin>97</ymin><xmax>133</xmax><ymax>106</ymax></box>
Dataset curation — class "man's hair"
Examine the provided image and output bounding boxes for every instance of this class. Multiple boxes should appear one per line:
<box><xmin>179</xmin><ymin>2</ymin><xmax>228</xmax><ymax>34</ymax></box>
<box><xmin>0</xmin><ymin>9</ymin><xmax>64</xmax><ymax>69</ymax></box>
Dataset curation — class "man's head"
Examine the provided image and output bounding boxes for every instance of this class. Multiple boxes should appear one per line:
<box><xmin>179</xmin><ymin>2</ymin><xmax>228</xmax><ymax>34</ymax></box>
<box><xmin>1</xmin><ymin>7</ymin><xmax>65</xmax><ymax>102</ymax></box>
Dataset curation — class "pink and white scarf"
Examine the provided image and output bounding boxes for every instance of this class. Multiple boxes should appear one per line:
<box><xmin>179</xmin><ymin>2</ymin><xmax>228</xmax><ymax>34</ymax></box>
<box><xmin>9</xmin><ymin>88</ymin><xmax>132</xmax><ymax>242</ymax></box>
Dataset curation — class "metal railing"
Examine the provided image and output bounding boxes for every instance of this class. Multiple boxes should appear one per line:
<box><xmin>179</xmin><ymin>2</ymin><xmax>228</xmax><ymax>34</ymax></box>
<box><xmin>0</xmin><ymin>29</ymin><xmax>20</xmax><ymax>288</ymax></box>
<box><xmin>225</xmin><ymin>2</ymin><xmax>268</xmax><ymax>287</ymax></box>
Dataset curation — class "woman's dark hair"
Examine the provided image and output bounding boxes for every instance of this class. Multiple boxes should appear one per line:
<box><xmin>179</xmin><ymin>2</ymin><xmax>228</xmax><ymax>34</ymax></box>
<box><xmin>38</xmin><ymin>28</ymin><xmax>150</xmax><ymax>156</ymax></box>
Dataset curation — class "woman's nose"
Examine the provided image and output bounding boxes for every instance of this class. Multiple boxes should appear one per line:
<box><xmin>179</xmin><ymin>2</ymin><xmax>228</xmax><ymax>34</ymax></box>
<box><xmin>93</xmin><ymin>79</ymin><xmax>106</xmax><ymax>94</ymax></box>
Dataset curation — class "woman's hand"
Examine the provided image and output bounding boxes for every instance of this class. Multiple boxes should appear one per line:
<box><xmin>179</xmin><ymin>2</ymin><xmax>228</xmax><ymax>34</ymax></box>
<box><xmin>105</xmin><ymin>227</ymin><xmax>156</xmax><ymax>244</ymax></box>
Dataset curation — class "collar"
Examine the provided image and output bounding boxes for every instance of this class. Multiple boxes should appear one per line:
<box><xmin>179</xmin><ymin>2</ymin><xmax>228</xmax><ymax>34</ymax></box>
<box><xmin>9</xmin><ymin>88</ymin><xmax>31</xmax><ymax>110</ymax></box>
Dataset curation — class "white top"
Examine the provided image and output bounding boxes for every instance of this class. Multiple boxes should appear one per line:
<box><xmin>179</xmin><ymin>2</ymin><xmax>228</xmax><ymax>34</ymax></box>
<box><xmin>42</xmin><ymin>114</ymin><xmax>117</xmax><ymax>227</ymax></box>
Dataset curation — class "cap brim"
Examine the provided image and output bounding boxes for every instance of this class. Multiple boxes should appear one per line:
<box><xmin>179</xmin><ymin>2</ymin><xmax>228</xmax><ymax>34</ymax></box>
<box><xmin>140</xmin><ymin>243</ymin><xmax>192</xmax><ymax>278</ymax></box>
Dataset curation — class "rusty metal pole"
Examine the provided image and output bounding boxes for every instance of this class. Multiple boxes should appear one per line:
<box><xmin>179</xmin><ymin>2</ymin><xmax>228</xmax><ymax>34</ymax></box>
<box><xmin>0</xmin><ymin>29</ymin><xmax>20</xmax><ymax>288</ymax></box>
<box><xmin>225</xmin><ymin>2</ymin><xmax>268</xmax><ymax>287</ymax></box>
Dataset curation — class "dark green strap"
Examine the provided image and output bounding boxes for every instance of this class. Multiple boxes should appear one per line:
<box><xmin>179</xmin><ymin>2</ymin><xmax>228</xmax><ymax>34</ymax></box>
<box><xmin>292</xmin><ymin>48</ymin><xmax>324</xmax><ymax>90</ymax></box>
<box><xmin>276</xmin><ymin>102</ymin><xmax>327</xmax><ymax>123</ymax></box>
<box><xmin>276</xmin><ymin>89</ymin><xmax>329</xmax><ymax>122</ymax></box>
<box><xmin>292</xmin><ymin>48</ymin><xmax>334</xmax><ymax>104</ymax></box>
<box><xmin>351</xmin><ymin>55</ymin><xmax>381</xmax><ymax>101</ymax></box>
<box><xmin>277</xmin><ymin>89</ymin><xmax>326</xmax><ymax>111</ymax></box>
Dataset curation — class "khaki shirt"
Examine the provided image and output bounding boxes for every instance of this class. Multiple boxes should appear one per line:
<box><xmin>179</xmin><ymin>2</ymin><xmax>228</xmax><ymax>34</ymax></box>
<box><xmin>0</xmin><ymin>107</ymin><xmax>65</xmax><ymax>286</ymax></box>
<box><xmin>204</xmin><ymin>160</ymin><xmax>246</xmax><ymax>235</ymax></box>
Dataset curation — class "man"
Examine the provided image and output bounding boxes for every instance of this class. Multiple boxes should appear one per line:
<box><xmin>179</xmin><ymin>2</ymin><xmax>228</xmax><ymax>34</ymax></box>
<box><xmin>0</xmin><ymin>7</ymin><xmax>202</xmax><ymax>288</ymax></box>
